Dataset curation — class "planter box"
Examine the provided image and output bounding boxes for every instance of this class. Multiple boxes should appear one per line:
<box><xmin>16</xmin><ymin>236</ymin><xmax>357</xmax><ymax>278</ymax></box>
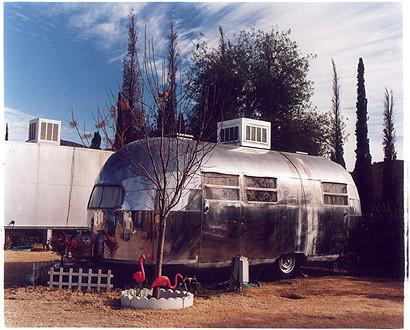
<box><xmin>120</xmin><ymin>288</ymin><xmax>194</xmax><ymax>310</ymax></box>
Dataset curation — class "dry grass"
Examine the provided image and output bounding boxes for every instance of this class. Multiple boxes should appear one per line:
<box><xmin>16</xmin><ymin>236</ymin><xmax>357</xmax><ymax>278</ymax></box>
<box><xmin>3</xmin><ymin>251</ymin><xmax>404</xmax><ymax>328</ymax></box>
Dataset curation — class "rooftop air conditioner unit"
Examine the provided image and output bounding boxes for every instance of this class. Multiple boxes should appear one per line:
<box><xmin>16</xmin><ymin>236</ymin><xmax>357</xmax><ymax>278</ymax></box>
<box><xmin>217</xmin><ymin>117</ymin><xmax>271</xmax><ymax>150</ymax></box>
<box><xmin>28</xmin><ymin>118</ymin><xmax>61</xmax><ymax>145</ymax></box>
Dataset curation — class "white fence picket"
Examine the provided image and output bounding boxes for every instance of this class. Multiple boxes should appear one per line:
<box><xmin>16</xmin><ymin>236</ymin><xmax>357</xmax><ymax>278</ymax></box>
<box><xmin>47</xmin><ymin>267</ymin><xmax>114</xmax><ymax>292</ymax></box>
<box><xmin>78</xmin><ymin>268</ymin><xmax>83</xmax><ymax>292</ymax></box>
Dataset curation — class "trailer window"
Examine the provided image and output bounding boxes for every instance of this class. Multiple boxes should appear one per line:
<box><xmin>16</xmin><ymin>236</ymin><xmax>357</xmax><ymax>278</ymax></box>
<box><xmin>246</xmin><ymin>190</ymin><xmax>277</xmax><ymax>202</ymax></box>
<box><xmin>203</xmin><ymin>172</ymin><xmax>240</xmax><ymax>201</ymax></box>
<box><xmin>205</xmin><ymin>187</ymin><xmax>240</xmax><ymax>201</ymax></box>
<box><xmin>245</xmin><ymin>176</ymin><xmax>277</xmax><ymax>189</ymax></box>
<box><xmin>88</xmin><ymin>185</ymin><xmax>124</xmax><ymax>209</ymax></box>
<box><xmin>245</xmin><ymin>175</ymin><xmax>278</xmax><ymax>203</ymax></box>
<box><xmin>322</xmin><ymin>182</ymin><xmax>348</xmax><ymax>205</ymax></box>
<box><xmin>203</xmin><ymin>172</ymin><xmax>239</xmax><ymax>187</ymax></box>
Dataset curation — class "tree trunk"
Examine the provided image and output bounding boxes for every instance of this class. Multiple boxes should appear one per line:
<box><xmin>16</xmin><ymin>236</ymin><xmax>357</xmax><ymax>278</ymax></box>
<box><xmin>153</xmin><ymin>213</ymin><xmax>167</xmax><ymax>299</ymax></box>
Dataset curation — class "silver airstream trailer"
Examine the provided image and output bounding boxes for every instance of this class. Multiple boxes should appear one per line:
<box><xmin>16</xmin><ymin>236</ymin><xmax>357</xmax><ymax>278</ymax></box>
<box><xmin>87</xmin><ymin>119</ymin><xmax>361</xmax><ymax>277</ymax></box>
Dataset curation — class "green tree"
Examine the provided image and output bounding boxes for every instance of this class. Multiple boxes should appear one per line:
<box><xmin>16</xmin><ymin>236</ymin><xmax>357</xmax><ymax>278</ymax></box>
<box><xmin>330</xmin><ymin>59</ymin><xmax>346</xmax><ymax>168</ymax></box>
<box><xmin>187</xmin><ymin>27</ymin><xmax>330</xmax><ymax>156</ymax></box>
<box><xmin>353</xmin><ymin>58</ymin><xmax>372</xmax><ymax>213</ymax></box>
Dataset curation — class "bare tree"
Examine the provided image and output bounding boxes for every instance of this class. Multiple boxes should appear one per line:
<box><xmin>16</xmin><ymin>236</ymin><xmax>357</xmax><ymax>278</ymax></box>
<box><xmin>138</xmin><ymin>26</ymin><xmax>218</xmax><ymax>298</ymax></box>
<box><xmin>330</xmin><ymin>59</ymin><xmax>346</xmax><ymax>168</ymax></box>
<box><xmin>71</xmin><ymin>19</ymin><xmax>217</xmax><ymax>298</ymax></box>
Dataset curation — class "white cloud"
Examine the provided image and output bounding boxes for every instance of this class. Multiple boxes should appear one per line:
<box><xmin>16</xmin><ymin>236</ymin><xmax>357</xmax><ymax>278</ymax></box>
<box><xmin>30</xmin><ymin>2</ymin><xmax>403</xmax><ymax>170</ymax></box>
<box><xmin>192</xmin><ymin>2</ymin><xmax>403</xmax><ymax>170</ymax></box>
<box><xmin>4</xmin><ymin>107</ymin><xmax>35</xmax><ymax>142</ymax></box>
<box><xmin>4</xmin><ymin>107</ymin><xmax>86</xmax><ymax>145</ymax></box>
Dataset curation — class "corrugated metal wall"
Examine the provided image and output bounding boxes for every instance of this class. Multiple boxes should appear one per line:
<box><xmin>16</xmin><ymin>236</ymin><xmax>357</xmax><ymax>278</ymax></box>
<box><xmin>4</xmin><ymin>141</ymin><xmax>113</xmax><ymax>228</ymax></box>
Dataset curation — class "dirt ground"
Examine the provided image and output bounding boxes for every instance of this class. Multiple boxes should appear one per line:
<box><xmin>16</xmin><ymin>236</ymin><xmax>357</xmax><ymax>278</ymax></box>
<box><xmin>3</xmin><ymin>251</ymin><xmax>405</xmax><ymax>328</ymax></box>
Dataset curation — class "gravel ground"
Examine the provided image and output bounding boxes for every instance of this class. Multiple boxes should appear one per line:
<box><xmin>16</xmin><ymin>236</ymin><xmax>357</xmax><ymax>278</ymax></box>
<box><xmin>3</xmin><ymin>251</ymin><xmax>404</xmax><ymax>328</ymax></box>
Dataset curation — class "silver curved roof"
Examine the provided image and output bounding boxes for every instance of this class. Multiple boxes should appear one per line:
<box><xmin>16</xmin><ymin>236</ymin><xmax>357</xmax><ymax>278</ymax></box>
<box><xmin>96</xmin><ymin>138</ymin><xmax>355</xmax><ymax>186</ymax></box>
<box><xmin>202</xmin><ymin>144</ymin><xmax>354</xmax><ymax>185</ymax></box>
<box><xmin>93</xmin><ymin>138</ymin><xmax>358</xmax><ymax>210</ymax></box>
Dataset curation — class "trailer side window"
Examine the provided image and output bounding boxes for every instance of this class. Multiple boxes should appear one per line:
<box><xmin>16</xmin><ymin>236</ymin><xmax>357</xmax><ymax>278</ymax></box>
<box><xmin>322</xmin><ymin>182</ymin><xmax>348</xmax><ymax>205</ymax></box>
<box><xmin>245</xmin><ymin>176</ymin><xmax>277</xmax><ymax>189</ymax></box>
<box><xmin>204</xmin><ymin>172</ymin><xmax>239</xmax><ymax>187</ymax></box>
<box><xmin>88</xmin><ymin>185</ymin><xmax>124</xmax><ymax>209</ymax></box>
<box><xmin>203</xmin><ymin>172</ymin><xmax>240</xmax><ymax>201</ymax></box>
<box><xmin>205</xmin><ymin>188</ymin><xmax>240</xmax><ymax>201</ymax></box>
<box><xmin>245</xmin><ymin>175</ymin><xmax>278</xmax><ymax>203</ymax></box>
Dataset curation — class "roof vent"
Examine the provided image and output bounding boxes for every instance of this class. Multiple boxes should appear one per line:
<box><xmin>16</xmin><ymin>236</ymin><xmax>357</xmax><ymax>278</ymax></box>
<box><xmin>217</xmin><ymin>117</ymin><xmax>271</xmax><ymax>150</ymax></box>
<box><xmin>28</xmin><ymin>118</ymin><xmax>61</xmax><ymax>145</ymax></box>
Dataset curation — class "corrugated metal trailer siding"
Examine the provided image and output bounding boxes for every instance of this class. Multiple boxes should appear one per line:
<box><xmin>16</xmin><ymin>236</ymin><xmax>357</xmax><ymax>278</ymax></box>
<box><xmin>4</xmin><ymin>141</ymin><xmax>113</xmax><ymax>228</ymax></box>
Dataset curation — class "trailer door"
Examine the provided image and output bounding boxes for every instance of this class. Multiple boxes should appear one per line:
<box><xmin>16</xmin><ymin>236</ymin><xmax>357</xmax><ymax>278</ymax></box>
<box><xmin>199</xmin><ymin>172</ymin><xmax>242</xmax><ymax>263</ymax></box>
<box><xmin>316</xmin><ymin>182</ymin><xmax>349</xmax><ymax>255</ymax></box>
<box><xmin>243</xmin><ymin>175</ymin><xmax>284</xmax><ymax>260</ymax></box>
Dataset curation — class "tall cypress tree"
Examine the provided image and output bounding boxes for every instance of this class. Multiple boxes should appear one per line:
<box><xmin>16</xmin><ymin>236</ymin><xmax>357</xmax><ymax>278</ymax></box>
<box><xmin>113</xmin><ymin>92</ymin><xmax>124</xmax><ymax>150</ymax></box>
<box><xmin>157</xmin><ymin>22</ymin><xmax>179</xmax><ymax>136</ymax></box>
<box><xmin>353</xmin><ymin>58</ymin><xmax>372</xmax><ymax>213</ymax></box>
<box><xmin>5</xmin><ymin>123</ymin><xmax>9</xmax><ymax>141</ymax></box>
<box><xmin>382</xmin><ymin>88</ymin><xmax>397</xmax><ymax>209</ymax></box>
<box><xmin>383</xmin><ymin>89</ymin><xmax>397</xmax><ymax>162</ymax></box>
<box><xmin>90</xmin><ymin>131</ymin><xmax>102</xmax><ymax>150</ymax></box>
<box><xmin>121</xmin><ymin>10</ymin><xmax>144</xmax><ymax>144</ymax></box>
<box><xmin>330</xmin><ymin>59</ymin><xmax>346</xmax><ymax>168</ymax></box>
<box><xmin>165</xmin><ymin>22</ymin><xmax>178</xmax><ymax>135</ymax></box>
<box><xmin>177</xmin><ymin>112</ymin><xmax>185</xmax><ymax>134</ymax></box>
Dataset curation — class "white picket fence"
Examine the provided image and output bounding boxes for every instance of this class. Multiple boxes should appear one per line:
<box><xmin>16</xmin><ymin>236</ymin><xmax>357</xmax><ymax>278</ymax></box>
<box><xmin>48</xmin><ymin>267</ymin><xmax>114</xmax><ymax>292</ymax></box>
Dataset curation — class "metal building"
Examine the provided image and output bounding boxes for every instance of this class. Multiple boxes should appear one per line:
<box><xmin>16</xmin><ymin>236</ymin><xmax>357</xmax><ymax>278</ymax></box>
<box><xmin>4</xmin><ymin>141</ymin><xmax>113</xmax><ymax>242</ymax></box>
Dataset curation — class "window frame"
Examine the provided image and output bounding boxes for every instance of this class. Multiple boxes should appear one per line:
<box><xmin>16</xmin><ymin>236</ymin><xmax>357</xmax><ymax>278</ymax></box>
<box><xmin>202</xmin><ymin>172</ymin><xmax>240</xmax><ymax>201</ymax></box>
<box><xmin>321</xmin><ymin>181</ymin><xmax>348</xmax><ymax>206</ymax></box>
<box><xmin>244</xmin><ymin>175</ymin><xmax>278</xmax><ymax>204</ymax></box>
<box><xmin>87</xmin><ymin>184</ymin><xmax>125</xmax><ymax>210</ymax></box>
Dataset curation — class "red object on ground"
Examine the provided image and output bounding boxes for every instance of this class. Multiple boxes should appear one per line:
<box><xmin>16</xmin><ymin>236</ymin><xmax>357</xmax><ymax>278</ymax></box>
<box><xmin>151</xmin><ymin>273</ymin><xmax>183</xmax><ymax>290</ymax></box>
<box><xmin>132</xmin><ymin>254</ymin><xmax>146</xmax><ymax>286</ymax></box>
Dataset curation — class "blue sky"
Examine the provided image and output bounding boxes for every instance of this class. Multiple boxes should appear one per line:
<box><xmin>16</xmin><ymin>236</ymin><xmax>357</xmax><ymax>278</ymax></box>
<box><xmin>3</xmin><ymin>2</ymin><xmax>403</xmax><ymax>171</ymax></box>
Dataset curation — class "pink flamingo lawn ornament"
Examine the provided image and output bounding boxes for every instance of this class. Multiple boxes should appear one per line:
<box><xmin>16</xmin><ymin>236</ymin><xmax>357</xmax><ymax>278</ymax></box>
<box><xmin>151</xmin><ymin>273</ymin><xmax>184</xmax><ymax>290</ymax></box>
<box><xmin>132</xmin><ymin>254</ymin><xmax>146</xmax><ymax>287</ymax></box>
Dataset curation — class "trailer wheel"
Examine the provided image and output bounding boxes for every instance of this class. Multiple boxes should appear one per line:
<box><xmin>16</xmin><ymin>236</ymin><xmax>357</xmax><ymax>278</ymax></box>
<box><xmin>275</xmin><ymin>254</ymin><xmax>298</xmax><ymax>279</ymax></box>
